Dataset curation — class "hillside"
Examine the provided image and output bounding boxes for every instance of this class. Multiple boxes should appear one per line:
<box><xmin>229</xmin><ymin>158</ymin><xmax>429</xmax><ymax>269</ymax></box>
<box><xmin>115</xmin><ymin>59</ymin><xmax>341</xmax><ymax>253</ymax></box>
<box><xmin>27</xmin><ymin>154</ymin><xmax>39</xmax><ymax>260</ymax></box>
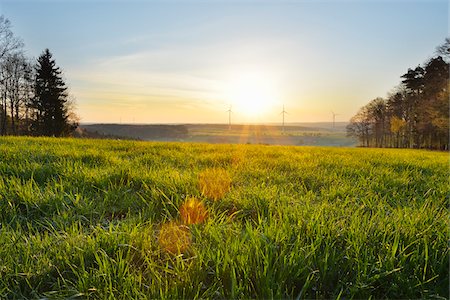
<box><xmin>80</xmin><ymin>124</ymin><xmax>189</xmax><ymax>140</ymax></box>
<box><xmin>80</xmin><ymin>123</ymin><xmax>356</xmax><ymax>147</ymax></box>
<box><xmin>0</xmin><ymin>137</ymin><xmax>447</xmax><ymax>298</ymax></box>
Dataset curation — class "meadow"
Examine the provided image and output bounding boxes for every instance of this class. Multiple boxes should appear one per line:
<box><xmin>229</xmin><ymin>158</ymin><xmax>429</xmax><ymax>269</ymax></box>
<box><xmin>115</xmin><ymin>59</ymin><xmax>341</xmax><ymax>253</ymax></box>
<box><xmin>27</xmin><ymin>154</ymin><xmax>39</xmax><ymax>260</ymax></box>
<box><xmin>0</xmin><ymin>136</ymin><xmax>448</xmax><ymax>299</ymax></box>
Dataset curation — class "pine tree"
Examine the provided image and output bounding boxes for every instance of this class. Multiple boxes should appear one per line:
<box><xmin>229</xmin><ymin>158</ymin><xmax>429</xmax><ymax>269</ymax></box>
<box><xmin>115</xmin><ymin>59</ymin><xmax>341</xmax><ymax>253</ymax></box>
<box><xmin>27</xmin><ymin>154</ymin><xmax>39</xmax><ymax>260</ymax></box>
<box><xmin>32</xmin><ymin>49</ymin><xmax>74</xmax><ymax>136</ymax></box>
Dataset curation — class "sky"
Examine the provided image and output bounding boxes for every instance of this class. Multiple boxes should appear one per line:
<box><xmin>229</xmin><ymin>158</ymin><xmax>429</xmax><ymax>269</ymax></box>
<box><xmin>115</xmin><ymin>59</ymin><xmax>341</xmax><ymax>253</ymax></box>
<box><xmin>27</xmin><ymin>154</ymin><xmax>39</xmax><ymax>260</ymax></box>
<box><xmin>0</xmin><ymin>0</ymin><xmax>448</xmax><ymax>124</ymax></box>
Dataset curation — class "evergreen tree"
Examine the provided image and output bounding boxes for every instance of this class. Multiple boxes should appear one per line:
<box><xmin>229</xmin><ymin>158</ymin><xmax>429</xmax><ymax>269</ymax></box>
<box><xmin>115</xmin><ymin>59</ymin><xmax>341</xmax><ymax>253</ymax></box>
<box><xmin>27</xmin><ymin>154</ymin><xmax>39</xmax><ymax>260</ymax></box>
<box><xmin>31</xmin><ymin>49</ymin><xmax>75</xmax><ymax>136</ymax></box>
<box><xmin>421</xmin><ymin>56</ymin><xmax>449</xmax><ymax>149</ymax></box>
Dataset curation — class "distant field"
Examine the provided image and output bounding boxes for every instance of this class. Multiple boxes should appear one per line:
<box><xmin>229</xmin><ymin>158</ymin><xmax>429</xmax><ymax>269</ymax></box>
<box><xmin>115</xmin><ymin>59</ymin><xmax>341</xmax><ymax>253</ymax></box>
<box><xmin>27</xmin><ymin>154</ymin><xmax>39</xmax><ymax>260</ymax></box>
<box><xmin>80</xmin><ymin>123</ymin><xmax>357</xmax><ymax>147</ymax></box>
<box><xmin>0</xmin><ymin>137</ymin><xmax>447</xmax><ymax>299</ymax></box>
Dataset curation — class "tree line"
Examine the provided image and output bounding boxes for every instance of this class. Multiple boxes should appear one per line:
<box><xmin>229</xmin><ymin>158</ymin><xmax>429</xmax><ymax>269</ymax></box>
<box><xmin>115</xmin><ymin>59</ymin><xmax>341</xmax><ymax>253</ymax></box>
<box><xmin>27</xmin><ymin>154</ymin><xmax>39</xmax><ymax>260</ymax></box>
<box><xmin>0</xmin><ymin>15</ymin><xmax>77</xmax><ymax>137</ymax></box>
<box><xmin>347</xmin><ymin>39</ymin><xmax>449</xmax><ymax>150</ymax></box>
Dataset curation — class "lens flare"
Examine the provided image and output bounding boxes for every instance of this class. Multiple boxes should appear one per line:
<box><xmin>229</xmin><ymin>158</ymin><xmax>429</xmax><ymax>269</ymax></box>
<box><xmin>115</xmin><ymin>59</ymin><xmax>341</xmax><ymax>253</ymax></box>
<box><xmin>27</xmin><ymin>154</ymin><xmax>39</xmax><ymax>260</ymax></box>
<box><xmin>158</xmin><ymin>221</ymin><xmax>191</xmax><ymax>254</ymax></box>
<box><xmin>180</xmin><ymin>197</ymin><xmax>208</xmax><ymax>225</ymax></box>
<box><xmin>199</xmin><ymin>168</ymin><xmax>231</xmax><ymax>200</ymax></box>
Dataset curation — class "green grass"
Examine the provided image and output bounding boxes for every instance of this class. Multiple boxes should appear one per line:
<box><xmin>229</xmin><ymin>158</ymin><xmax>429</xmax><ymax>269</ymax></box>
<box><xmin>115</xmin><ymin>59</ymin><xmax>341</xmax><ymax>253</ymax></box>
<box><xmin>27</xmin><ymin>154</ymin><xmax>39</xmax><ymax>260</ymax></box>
<box><xmin>0</xmin><ymin>136</ymin><xmax>448</xmax><ymax>299</ymax></box>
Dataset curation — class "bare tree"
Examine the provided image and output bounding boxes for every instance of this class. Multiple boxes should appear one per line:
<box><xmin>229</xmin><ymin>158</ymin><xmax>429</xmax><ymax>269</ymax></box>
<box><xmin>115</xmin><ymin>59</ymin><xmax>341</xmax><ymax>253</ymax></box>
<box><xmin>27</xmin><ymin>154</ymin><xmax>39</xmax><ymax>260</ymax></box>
<box><xmin>346</xmin><ymin>106</ymin><xmax>372</xmax><ymax>147</ymax></box>
<box><xmin>436</xmin><ymin>37</ymin><xmax>450</xmax><ymax>62</ymax></box>
<box><xmin>1</xmin><ymin>53</ymin><xmax>33</xmax><ymax>134</ymax></box>
<box><xmin>0</xmin><ymin>16</ymin><xmax>23</xmax><ymax>60</ymax></box>
<box><xmin>0</xmin><ymin>15</ymin><xmax>23</xmax><ymax>135</ymax></box>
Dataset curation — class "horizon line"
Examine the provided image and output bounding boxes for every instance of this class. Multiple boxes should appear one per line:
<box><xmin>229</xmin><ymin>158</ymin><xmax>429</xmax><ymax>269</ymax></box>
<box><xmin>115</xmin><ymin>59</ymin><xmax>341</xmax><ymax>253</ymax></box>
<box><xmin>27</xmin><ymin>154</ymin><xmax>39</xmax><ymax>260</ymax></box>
<box><xmin>79</xmin><ymin>121</ymin><xmax>349</xmax><ymax>126</ymax></box>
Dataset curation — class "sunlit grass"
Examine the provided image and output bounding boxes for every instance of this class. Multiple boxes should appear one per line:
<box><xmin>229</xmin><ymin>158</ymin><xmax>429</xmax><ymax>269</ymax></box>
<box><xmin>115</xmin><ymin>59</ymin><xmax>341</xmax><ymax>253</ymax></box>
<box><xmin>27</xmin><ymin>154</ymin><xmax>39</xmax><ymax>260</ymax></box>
<box><xmin>180</xmin><ymin>197</ymin><xmax>208</xmax><ymax>225</ymax></box>
<box><xmin>0</xmin><ymin>136</ymin><xmax>447</xmax><ymax>299</ymax></box>
<box><xmin>158</xmin><ymin>221</ymin><xmax>191</xmax><ymax>255</ymax></box>
<box><xmin>199</xmin><ymin>168</ymin><xmax>231</xmax><ymax>200</ymax></box>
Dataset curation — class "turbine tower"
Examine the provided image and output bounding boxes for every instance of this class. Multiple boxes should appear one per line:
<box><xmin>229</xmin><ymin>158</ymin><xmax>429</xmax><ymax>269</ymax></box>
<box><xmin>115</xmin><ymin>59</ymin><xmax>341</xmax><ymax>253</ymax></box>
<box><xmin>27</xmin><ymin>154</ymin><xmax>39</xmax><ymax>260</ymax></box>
<box><xmin>331</xmin><ymin>111</ymin><xmax>339</xmax><ymax>129</ymax></box>
<box><xmin>281</xmin><ymin>105</ymin><xmax>288</xmax><ymax>134</ymax></box>
<box><xmin>227</xmin><ymin>106</ymin><xmax>232</xmax><ymax>130</ymax></box>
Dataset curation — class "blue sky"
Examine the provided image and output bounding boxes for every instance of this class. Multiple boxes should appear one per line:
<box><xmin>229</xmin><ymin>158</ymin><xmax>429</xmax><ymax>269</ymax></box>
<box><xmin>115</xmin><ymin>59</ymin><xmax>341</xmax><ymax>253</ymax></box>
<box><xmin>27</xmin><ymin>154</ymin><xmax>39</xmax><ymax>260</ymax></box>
<box><xmin>0</xmin><ymin>0</ymin><xmax>448</xmax><ymax>123</ymax></box>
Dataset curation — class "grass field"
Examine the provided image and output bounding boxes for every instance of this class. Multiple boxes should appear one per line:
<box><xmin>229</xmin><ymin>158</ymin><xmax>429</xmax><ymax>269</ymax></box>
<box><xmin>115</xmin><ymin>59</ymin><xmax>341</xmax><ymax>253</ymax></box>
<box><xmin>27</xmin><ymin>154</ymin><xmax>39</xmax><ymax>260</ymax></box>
<box><xmin>0</xmin><ymin>136</ymin><xmax>448</xmax><ymax>299</ymax></box>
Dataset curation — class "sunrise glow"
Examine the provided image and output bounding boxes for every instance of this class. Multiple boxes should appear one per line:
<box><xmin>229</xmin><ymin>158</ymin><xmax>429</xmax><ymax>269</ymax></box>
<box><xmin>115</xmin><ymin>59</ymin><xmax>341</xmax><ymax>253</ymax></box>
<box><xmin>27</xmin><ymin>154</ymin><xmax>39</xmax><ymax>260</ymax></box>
<box><xmin>1</xmin><ymin>1</ymin><xmax>446</xmax><ymax>124</ymax></box>
<box><xmin>224</xmin><ymin>71</ymin><xmax>280</xmax><ymax>118</ymax></box>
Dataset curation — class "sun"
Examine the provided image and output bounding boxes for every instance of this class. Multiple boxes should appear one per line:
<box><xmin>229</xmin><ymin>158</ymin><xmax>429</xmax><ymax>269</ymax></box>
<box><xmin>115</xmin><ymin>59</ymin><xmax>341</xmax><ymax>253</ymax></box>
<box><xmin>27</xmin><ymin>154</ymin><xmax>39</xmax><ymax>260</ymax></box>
<box><xmin>225</xmin><ymin>71</ymin><xmax>280</xmax><ymax>118</ymax></box>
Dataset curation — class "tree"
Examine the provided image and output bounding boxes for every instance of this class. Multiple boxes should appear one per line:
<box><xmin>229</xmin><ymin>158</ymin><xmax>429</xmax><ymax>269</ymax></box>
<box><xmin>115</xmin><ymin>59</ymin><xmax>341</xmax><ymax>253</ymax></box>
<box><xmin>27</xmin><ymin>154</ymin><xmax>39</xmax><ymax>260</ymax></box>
<box><xmin>31</xmin><ymin>49</ymin><xmax>76</xmax><ymax>136</ymax></box>
<box><xmin>420</xmin><ymin>56</ymin><xmax>449</xmax><ymax>149</ymax></box>
<box><xmin>1</xmin><ymin>52</ymin><xmax>33</xmax><ymax>135</ymax></box>
<box><xmin>0</xmin><ymin>16</ymin><xmax>23</xmax><ymax>60</ymax></box>
<box><xmin>436</xmin><ymin>37</ymin><xmax>450</xmax><ymax>62</ymax></box>
<box><xmin>366</xmin><ymin>97</ymin><xmax>387</xmax><ymax>147</ymax></box>
<box><xmin>347</xmin><ymin>98</ymin><xmax>388</xmax><ymax>147</ymax></box>
<box><xmin>401</xmin><ymin>66</ymin><xmax>424</xmax><ymax>147</ymax></box>
<box><xmin>346</xmin><ymin>105</ymin><xmax>372</xmax><ymax>147</ymax></box>
<box><xmin>348</xmin><ymin>38</ymin><xmax>450</xmax><ymax>150</ymax></box>
<box><xmin>386</xmin><ymin>89</ymin><xmax>407</xmax><ymax>147</ymax></box>
<box><xmin>0</xmin><ymin>15</ymin><xmax>23</xmax><ymax>135</ymax></box>
<box><xmin>390</xmin><ymin>116</ymin><xmax>406</xmax><ymax>148</ymax></box>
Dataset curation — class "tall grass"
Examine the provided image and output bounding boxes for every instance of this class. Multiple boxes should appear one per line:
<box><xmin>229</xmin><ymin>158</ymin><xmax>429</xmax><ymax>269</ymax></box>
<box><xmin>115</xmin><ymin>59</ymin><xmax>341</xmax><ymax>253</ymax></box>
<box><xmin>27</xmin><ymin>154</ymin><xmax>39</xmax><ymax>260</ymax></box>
<box><xmin>0</xmin><ymin>136</ymin><xmax>448</xmax><ymax>299</ymax></box>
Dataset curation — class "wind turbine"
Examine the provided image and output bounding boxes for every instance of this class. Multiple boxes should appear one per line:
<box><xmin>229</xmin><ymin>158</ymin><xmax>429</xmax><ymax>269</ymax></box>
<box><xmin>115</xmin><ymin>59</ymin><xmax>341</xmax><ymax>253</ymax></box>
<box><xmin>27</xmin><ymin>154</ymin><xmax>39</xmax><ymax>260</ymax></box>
<box><xmin>227</xmin><ymin>106</ymin><xmax>232</xmax><ymax>130</ymax></box>
<box><xmin>281</xmin><ymin>105</ymin><xmax>288</xmax><ymax>134</ymax></box>
<box><xmin>331</xmin><ymin>111</ymin><xmax>339</xmax><ymax>129</ymax></box>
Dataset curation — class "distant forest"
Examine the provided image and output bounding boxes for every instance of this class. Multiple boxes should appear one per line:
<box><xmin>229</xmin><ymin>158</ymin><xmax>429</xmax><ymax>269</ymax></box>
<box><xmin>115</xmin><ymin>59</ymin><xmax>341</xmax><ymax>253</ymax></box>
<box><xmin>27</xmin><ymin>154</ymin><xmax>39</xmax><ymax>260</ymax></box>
<box><xmin>0</xmin><ymin>16</ymin><xmax>77</xmax><ymax>137</ymax></box>
<box><xmin>347</xmin><ymin>39</ymin><xmax>449</xmax><ymax>150</ymax></box>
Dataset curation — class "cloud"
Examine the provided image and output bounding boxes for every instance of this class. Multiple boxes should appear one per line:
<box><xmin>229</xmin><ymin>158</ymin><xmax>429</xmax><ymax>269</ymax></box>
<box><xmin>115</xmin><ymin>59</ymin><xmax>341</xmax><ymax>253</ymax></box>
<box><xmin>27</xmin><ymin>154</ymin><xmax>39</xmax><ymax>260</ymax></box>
<box><xmin>68</xmin><ymin>33</ymin><xmax>296</xmax><ymax>112</ymax></box>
